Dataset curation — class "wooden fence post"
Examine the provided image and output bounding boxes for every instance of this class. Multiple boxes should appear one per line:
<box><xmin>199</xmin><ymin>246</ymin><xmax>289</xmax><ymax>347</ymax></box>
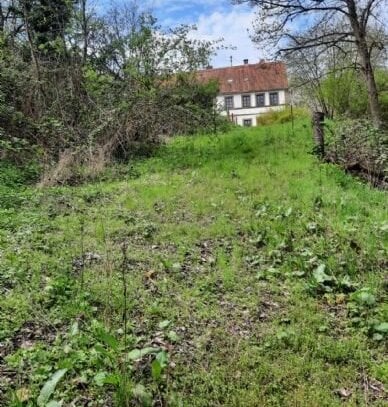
<box><xmin>312</xmin><ymin>111</ymin><xmax>325</xmax><ymax>158</ymax></box>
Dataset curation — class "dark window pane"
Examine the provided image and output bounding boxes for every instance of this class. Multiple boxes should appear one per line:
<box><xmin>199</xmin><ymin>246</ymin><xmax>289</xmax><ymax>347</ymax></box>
<box><xmin>269</xmin><ymin>92</ymin><xmax>279</xmax><ymax>106</ymax></box>
<box><xmin>243</xmin><ymin>119</ymin><xmax>252</xmax><ymax>127</ymax></box>
<box><xmin>242</xmin><ymin>95</ymin><xmax>251</xmax><ymax>108</ymax></box>
<box><xmin>256</xmin><ymin>93</ymin><xmax>265</xmax><ymax>107</ymax></box>
<box><xmin>225</xmin><ymin>96</ymin><xmax>234</xmax><ymax>109</ymax></box>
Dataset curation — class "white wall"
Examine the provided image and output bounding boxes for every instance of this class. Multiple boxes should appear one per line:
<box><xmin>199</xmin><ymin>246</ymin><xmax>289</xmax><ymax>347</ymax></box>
<box><xmin>217</xmin><ymin>90</ymin><xmax>288</xmax><ymax>126</ymax></box>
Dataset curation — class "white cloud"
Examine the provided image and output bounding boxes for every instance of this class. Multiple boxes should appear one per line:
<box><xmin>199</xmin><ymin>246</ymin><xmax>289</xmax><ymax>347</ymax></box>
<box><xmin>145</xmin><ymin>0</ymin><xmax>263</xmax><ymax>68</ymax></box>
<box><xmin>150</xmin><ymin>0</ymin><xmax>221</xmax><ymax>9</ymax></box>
<box><xmin>192</xmin><ymin>9</ymin><xmax>263</xmax><ymax>68</ymax></box>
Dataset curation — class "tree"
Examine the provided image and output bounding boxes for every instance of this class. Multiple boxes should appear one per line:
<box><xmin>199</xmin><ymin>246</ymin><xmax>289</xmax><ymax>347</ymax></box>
<box><xmin>1</xmin><ymin>0</ymin><xmax>224</xmax><ymax>172</ymax></box>
<box><xmin>286</xmin><ymin>29</ymin><xmax>371</xmax><ymax>118</ymax></box>
<box><xmin>233</xmin><ymin>0</ymin><xmax>386</xmax><ymax>127</ymax></box>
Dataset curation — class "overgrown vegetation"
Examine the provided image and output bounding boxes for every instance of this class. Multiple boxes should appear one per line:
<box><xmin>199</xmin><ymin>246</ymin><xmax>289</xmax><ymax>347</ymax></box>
<box><xmin>1</xmin><ymin>120</ymin><xmax>387</xmax><ymax>406</ymax></box>
<box><xmin>256</xmin><ymin>106</ymin><xmax>307</xmax><ymax>126</ymax></box>
<box><xmin>0</xmin><ymin>0</ymin><xmax>227</xmax><ymax>183</ymax></box>
<box><xmin>325</xmin><ymin>119</ymin><xmax>388</xmax><ymax>187</ymax></box>
<box><xmin>284</xmin><ymin>42</ymin><xmax>388</xmax><ymax>185</ymax></box>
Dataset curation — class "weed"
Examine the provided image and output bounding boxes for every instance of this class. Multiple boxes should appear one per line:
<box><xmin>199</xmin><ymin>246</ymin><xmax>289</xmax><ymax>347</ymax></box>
<box><xmin>1</xmin><ymin>120</ymin><xmax>387</xmax><ymax>406</ymax></box>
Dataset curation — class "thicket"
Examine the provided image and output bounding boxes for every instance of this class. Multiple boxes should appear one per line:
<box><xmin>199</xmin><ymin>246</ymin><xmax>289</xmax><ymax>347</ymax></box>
<box><xmin>256</xmin><ymin>106</ymin><xmax>307</xmax><ymax>126</ymax></box>
<box><xmin>318</xmin><ymin>70</ymin><xmax>388</xmax><ymax>186</ymax></box>
<box><xmin>325</xmin><ymin>119</ymin><xmax>387</xmax><ymax>187</ymax></box>
<box><xmin>0</xmin><ymin>1</ymin><xmax>226</xmax><ymax>185</ymax></box>
<box><xmin>286</xmin><ymin>35</ymin><xmax>388</xmax><ymax>185</ymax></box>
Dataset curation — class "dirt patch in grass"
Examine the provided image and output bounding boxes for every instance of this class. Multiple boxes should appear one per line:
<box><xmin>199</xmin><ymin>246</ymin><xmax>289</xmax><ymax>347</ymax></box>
<box><xmin>360</xmin><ymin>376</ymin><xmax>388</xmax><ymax>403</ymax></box>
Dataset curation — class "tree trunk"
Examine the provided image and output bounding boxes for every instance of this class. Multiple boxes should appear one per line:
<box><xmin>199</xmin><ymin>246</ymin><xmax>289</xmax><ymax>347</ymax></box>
<box><xmin>81</xmin><ymin>0</ymin><xmax>88</xmax><ymax>64</ymax></box>
<box><xmin>0</xmin><ymin>2</ymin><xmax>5</xmax><ymax>33</ymax></box>
<box><xmin>360</xmin><ymin>53</ymin><xmax>382</xmax><ymax>128</ymax></box>
<box><xmin>346</xmin><ymin>0</ymin><xmax>382</xmax><ymax>128</ymax></box>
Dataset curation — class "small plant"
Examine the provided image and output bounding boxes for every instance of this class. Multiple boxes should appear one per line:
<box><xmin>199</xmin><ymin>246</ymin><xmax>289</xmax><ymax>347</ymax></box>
<box><xmin>37</xmin><ymin>368</ymin><xmax>68</xmax><ymax>406</ymax></box>
<box><xmin>307</xmin><ymin>264</ymin><xmax>357</xmax><ymax>295</ymax></box>
<box><xmin>93</xmin><ymin>325</ymin><xmax>170</xmax><ymax>404</ymax></box>
<box><xmin>347</xmin><ymin>288</ymin><xmax>387</xmax><ymax>340</ymax></box>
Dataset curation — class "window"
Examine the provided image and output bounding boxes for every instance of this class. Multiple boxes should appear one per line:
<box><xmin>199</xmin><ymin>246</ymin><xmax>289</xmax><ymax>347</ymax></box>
<box><xmin>224</xmin><ymin>96</ymin><xmax>234</xmax><ymax>109</ymax></box>
<box><xmin>256</xmin><ymin>93</ymin><xmax>265</xmax><ymax>107</ymax></box>
<box><xmin>269</xmin><ymin>92</ymin><xmax>279</xmax><ymax>106</ymax></box>
<box><xmin>243</xmin><ymin>119</ymin><xmax>252</xmax><ymax>127</ymax></box>
<box><xmin>242</xmin><ymin>94</ymin><xmax>251</xmax><ymax>108</ymax></box>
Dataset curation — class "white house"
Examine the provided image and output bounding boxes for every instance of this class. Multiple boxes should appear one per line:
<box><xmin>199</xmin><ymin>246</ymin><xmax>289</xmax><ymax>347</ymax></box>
<box><xmin>197</xmin><ymin>60</ymin><xmax>289</xmax><ymax>126</ymax></box>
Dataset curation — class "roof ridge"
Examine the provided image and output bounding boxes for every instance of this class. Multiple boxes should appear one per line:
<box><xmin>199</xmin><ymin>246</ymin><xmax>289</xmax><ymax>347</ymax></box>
<box><xmin>199</xmin><ymin>61</ymin><xmax>284</xmax><ymax>73</ymax></box>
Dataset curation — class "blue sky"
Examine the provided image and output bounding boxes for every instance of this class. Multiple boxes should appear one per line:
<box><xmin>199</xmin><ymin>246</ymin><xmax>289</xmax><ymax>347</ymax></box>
<box><xmin>146</xmin><ymin>1</ymin><xmax>388</xmax><ymax>68</ymax></box>
<box><xmin>146</xmin><ymin>0</ymin><xmax>262</xmax><ymax>67</ymax></box>
<box><xmin>99</xmin><ymin>1</ymin><xmax>388</xmax><ymax>68</ymax></box>
<box><xmin>97</xmin><ymin>1</ymin><xmax>263</xmax><ymax>67</ymax></box>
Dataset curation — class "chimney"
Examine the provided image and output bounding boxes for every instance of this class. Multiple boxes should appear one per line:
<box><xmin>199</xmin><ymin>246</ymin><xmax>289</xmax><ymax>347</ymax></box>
<box><xmin>243</xmin><ymin>59</ymin><xmax>249</xmax><ymax>65</ymax></box>
<box><xmin>206</xmin><ymin>65</ymin><xmax>213</xmax><ymax>69</ymax></box>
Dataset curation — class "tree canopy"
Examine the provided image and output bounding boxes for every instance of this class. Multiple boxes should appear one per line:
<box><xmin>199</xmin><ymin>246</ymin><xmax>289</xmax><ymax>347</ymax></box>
<box><xmin>234</xmin><ymin>0</ymin><xmax>387</xmax><ymax>127</ymax></box>
<box><xmin>0</xmin><ymin>0</ymin><xmax>225</xmax><ymax>180</ymax></box>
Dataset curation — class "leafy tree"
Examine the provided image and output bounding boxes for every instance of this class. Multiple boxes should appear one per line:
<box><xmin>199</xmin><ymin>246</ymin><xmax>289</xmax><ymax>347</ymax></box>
<box><xmin>0</xmin><ymin>0</ymin><xmax>224</xmax><ymax>176</ymax></box>
<box><xmin>22</xmin><ymin>0</ymin><xmax>73</xmax><ymax>53</ymax></box>
<box><xmin>234</xmin><ymin>0</ymin><xmax>386</xmax><ymax>127</ymax></box>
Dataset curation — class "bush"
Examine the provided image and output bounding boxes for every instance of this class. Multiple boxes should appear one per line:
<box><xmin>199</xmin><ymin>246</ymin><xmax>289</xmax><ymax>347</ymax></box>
<box><xmin>321</xmin><ymin>69</ymin><xmax>369</xmax><ymax>117</ymax></box>
<box><xmin>0</xmin><ymin>162</ymin><xmax>40</xmax><ymax>187</ymax></box>
<box><xmin>256</xmin><ymin>107</ymin><xmax>308</xmax><ymax>125</ymax></box>
<box><xmin>325</xmin><ymin>119</ymin><xmax>388</xmax><ymax>185</ymax></box>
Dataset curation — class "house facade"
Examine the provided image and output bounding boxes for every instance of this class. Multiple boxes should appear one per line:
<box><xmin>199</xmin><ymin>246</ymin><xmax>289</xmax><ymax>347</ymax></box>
<box><xmin>197</xmin><ymin>60</ymin><xmax>289</xmax><ymax>126</ymax></box>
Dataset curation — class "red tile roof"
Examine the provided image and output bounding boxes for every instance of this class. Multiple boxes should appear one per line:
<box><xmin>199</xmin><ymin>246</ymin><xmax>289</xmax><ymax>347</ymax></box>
<box><xmin>197</xmin><ymin>61</ymin><xmax>288</xmax><ymax>94</ymax></box>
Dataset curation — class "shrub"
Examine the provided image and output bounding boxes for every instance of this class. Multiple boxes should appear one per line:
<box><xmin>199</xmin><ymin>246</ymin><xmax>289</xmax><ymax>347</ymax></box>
<box><xmin>325</xmin><ymin>119</ymin><xmax>388</xmax><ymax>185</ymax></box>
<box><xmin>0</xmin><ymin>161</ymin><xmax>40</xmax><ymax>187</ymax></box>
<box><xmin>256</xmin><ymin>106</ymin><xmax>308</xmax><ymax>125</ymax></box>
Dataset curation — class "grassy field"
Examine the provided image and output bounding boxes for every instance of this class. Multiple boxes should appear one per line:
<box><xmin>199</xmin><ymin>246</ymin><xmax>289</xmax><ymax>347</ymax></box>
<box><xmin>0</xmin><ymin>120</ymin><xmax>387</xmax><ymax>406</ymax></box>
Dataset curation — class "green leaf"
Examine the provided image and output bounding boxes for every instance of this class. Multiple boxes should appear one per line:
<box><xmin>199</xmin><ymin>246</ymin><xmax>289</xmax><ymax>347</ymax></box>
<box><xmin>172</xmin><ymin>263</ymin><xmax>181</xmax><ymax>271</ymax></box>
<box><xmin>103</xmin><ymin>374</ymin><xmax>120</xmax><ymax>386</ymax></box>
<box><xmin>373</xmin><ymin>333</ymin><xmax>384</xmax><ymax>341</ymax></box>
<box><xmin>379</xmin><ymin>222</ymin><xmax>388</xmax><ymax>232</ymax></box>
<box><xmin>97</xmin><ymin>329</ymin><xmax>119</xmax><ymax>350</ymax></box>
<box><xmin>127</xmin><ymin>347</ymin><xmax>159</xmax><ymax>361</ymax></box>
<box><xmin>318</xmin><ymin>325</ymin><xmax>328</xmax><ymax>333</ymax></box>
<box><xmin>374</xmin><ymin>322</ymin><xmax>388</xmax><ymax>333</ymax></box>
<box><xmin>276</xmin><ymin>331</ymin><xmax>289</xmax><ymax>340</ymax></box>
<box><xmin>158</xmin><ymin>320</ymin><xmax>171</xmax><ymax>329</ymax></box>
<box><xmin>94</xmin><ymin>372</ymin><xmax>107</xmax><ymax>387</ymax></box>
<box><xmin>70</xmin><ymin>321</ymin><xmax>79</xmax><ymax>336</ymax></box>
<box><xmin>356</xmin><ymin>291</ymin><xmax>376</xmax><ymax>306</ymax></box>
<box><xmin>167</xmin><ymin>331</ymin><xmax>180</xmax><ymax>342</ymax></box>
<box><xmin>292</xmin><ymin>271</ymin><xmax>305</xmax><ymax>277</ymax></box>
<box><xmin>94</xmin><ymin>344</ymin><xmax>109</xmax><ymax>356</ymax></box>
<box><xmin>37</xmin><ymin>369</ymin><xmax>67</xmax><ymax>407</ymax></box>
<box><xmin>313</xmin><ymin>264</ymin><xmax>333</xmax><ymax>284</ymax></box>
<box><xmin>46</xmin><ymin>401</ymin><xmax>61</xmax><ymax>407</ymax></box>
<box><xmin>156</xmin><ymin>350</ymin><xmax>168</xmax><ymax>368</ymax></box>
<box><xmin>151</xmin><ymin>359</ymin><xmax>162</xmax><ymax>380</ymax></box>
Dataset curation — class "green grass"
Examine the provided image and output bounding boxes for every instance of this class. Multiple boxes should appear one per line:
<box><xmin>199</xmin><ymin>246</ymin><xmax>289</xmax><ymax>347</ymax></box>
<box><xmin>0</xmin><ymin>120</ymin><xmax>387</xmax><ymax>406</ymax></box>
